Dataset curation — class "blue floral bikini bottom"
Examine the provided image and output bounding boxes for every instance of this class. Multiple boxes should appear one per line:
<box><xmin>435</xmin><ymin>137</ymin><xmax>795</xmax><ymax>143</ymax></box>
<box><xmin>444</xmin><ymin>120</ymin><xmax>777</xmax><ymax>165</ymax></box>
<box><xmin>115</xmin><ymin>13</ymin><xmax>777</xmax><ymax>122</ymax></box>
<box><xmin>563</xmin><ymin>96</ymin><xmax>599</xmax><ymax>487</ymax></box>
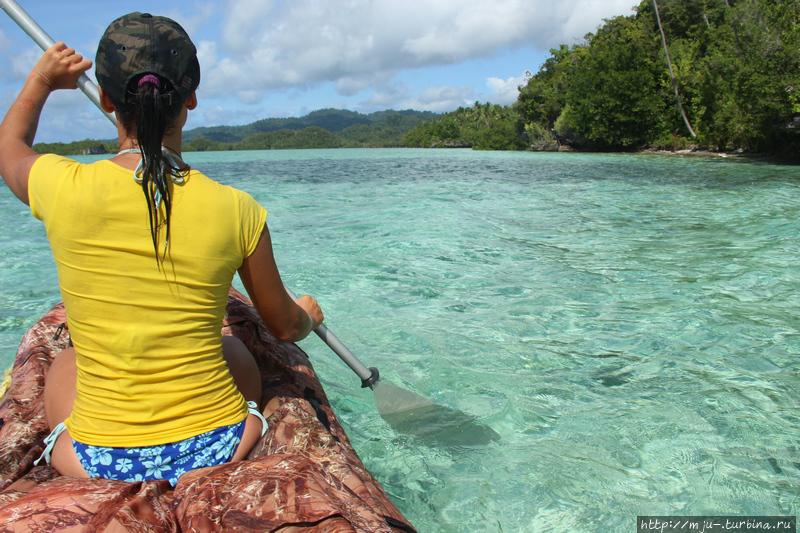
<box><xmin>73</xmin><ymin>419</ymin><xmax>246</xmax><ymax>486</ymax></box>
<box><xmin>36</xmin><ymin>401</ymin><xmax>267</xmax><ymax>487</ymax></box>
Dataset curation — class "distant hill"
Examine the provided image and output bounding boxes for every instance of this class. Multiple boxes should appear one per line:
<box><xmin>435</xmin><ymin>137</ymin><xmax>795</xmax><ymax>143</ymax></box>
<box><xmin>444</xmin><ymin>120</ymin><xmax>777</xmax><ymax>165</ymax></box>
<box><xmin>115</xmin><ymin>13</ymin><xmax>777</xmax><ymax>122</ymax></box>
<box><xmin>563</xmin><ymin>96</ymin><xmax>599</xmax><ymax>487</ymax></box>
<box><xmin>183</xmin><ymin>108</ymin><xmax>438</xmax><ymax>150</ymax></box>
<box><xmin>33</xmin><ymin>108</ymin><xmax>439</xmax><ymax>155</ymax></box>
<box><xmin>185</xmin><ymin>109</ymin><xmax>371</xmax><ymax>141</ymax></box>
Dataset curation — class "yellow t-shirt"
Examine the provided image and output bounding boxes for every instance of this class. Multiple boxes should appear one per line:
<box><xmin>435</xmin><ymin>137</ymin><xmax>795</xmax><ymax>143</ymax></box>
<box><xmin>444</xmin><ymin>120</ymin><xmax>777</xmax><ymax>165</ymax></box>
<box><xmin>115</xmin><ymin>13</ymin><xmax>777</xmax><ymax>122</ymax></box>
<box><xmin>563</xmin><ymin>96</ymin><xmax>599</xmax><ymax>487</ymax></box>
<box><xmin>28</xmin><ymin>154</ymin><xmax>267</xmax><ymax>447</ymax></box>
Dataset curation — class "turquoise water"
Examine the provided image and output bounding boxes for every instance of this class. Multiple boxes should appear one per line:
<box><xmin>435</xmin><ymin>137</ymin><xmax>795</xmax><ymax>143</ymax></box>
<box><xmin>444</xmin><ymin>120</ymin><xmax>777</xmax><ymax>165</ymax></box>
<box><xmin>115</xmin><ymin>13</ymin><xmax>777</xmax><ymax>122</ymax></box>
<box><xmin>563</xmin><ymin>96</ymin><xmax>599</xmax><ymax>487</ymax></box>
<box><xmin>1</xmin><ymin>148</ymin><xmax>798</xmax><ymax>531</ymax></box>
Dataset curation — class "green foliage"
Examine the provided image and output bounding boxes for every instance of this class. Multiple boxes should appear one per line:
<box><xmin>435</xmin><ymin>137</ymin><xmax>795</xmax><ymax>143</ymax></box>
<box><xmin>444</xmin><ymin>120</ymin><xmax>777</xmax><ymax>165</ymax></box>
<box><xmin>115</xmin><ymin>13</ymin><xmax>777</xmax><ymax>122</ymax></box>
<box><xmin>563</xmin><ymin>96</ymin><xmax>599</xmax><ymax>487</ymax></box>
<box><xmin>35</xmin><ymin>109</ymin><xmax>437</xmax><ymax>154</ymax></box>
<box><xmin>608</xmin><ymin>0</ymin><xmax>798</xmax><ymax>153</ymax></box>
<box><xmin>33</xmin><ymin>139</ymin><xmax>117</xmax><ymax>156</ymax></box>
<box><xmin>403</xmin><ymin>102</ymin><xmax>525</xmax><ymax>150</ymax></box>
<box><xmin>649</xmin><ymin>131</ymin><xmax>693</xmax><ymax>151</ymax></box>
<box><xmin>687</xmin><ymin>0</ymin><xmax>800</xmax><ymax>152</ymax></box>
<box><xmin>519</xmin><ymin>0</ymin><xmax>800</xmax><ymax>155</ymax></box>
<box><xmin>183</xmin><ymin>108</ymin><xmax>436</xmax><ymax>147</ymax></box>
<box><xmin>553</xmin><ymin>105</ymin><xmax>583</xmax><ymax>146</ymax></box>
<box><xmin>517</xmin><ymin>44</ymin><xmax>580</xmax><ymax>131</ymax></box>
<box><xmin>339</xmin><ymin>111</ymin><xmax>436</xmax><ymax>146</ymax></box>
<box><xmin>239</xmin><ymin>127</ymin><xmax>344</xmax><ymax>149</ymax></box>
<box><xmin>565</xmin><ymin>15</ymin><xmax>670</xmax><ymax>149</ymax></box>
<box><xmin>522</xmin><ymin>122</ymin><xmax>559</xmax><ymax>151</ymax></box>
<box><xmin>402</xmin><ymin>114</ymin><xmax>465</xmax><ymax>147</ymax></box>
<box><xmin>183</xmin><ymin>137</ymin><xmax>231</xmax><ymax>152</ymax></box>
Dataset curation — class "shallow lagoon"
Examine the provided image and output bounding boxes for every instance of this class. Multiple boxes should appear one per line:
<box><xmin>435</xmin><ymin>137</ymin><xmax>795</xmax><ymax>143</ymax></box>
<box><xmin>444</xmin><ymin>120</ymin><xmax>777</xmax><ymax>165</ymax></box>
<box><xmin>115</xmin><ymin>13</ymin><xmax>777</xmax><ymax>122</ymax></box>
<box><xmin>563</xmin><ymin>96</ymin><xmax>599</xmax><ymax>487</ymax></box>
<box><xmin>1</xmin><ymin>149</ymin><xmax>797</xmax><ymax>531</ymax></box>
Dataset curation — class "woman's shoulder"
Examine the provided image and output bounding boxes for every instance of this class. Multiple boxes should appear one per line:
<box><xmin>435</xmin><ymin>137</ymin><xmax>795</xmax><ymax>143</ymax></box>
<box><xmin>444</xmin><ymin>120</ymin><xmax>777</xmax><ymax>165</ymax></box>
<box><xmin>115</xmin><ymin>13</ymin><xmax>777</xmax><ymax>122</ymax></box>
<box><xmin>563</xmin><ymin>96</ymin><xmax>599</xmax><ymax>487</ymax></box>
<box><xmin>34</xmin><ymin>153</ymin><xmax>81</xmax><ymax>170</ymax></box>
<box><xmin>29</xmin><ymin>154</ymin><xmax>85</xmax><ymax>188</ymax></box>
<box><xmin>186</xmin><ymin>169</ymin><xmax>237</xmax><ymax>196</ymax></box>
<box><xmin>36</xmin><ymin>154</ymin><xmax>127</xmax><ymax>176</ymax></box>
<box><xmin>184</xmin><ymin>170</ymin><xmax>262</xmax><ymax>208</ymax></box>
<box><xmin>189</xmin><ymin>169</ymin><xmax>249</xmax><ymax>192</ymax></box>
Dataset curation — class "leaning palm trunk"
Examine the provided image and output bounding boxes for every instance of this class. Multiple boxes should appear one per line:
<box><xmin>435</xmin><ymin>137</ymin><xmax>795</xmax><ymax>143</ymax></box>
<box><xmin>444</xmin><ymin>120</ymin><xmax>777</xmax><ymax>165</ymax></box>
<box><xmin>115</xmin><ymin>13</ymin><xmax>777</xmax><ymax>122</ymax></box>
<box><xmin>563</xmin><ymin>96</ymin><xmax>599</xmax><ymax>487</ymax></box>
<box><xmin>653</xmin><ymin>0</ymin><xmax>697</xmax><ymax>138</ymax></box>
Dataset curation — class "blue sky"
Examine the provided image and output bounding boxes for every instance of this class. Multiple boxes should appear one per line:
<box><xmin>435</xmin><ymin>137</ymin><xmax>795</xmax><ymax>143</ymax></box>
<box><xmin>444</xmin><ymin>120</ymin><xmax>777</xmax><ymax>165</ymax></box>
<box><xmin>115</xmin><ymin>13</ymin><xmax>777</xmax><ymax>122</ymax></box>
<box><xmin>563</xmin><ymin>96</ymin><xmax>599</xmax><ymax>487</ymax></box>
<box><xmin>0</xmin><ymin>0</ymin><xmax>638</xmax><ymax>143</ymax></box>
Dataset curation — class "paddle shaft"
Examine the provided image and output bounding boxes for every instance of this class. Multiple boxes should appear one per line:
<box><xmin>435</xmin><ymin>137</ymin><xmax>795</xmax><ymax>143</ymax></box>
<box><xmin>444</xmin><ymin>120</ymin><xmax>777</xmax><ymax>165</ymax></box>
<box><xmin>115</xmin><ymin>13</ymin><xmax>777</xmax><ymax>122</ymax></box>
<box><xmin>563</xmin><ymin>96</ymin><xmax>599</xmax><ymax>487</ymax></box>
<box><xmin>0</xmin><ymin>0</ymin><xmax>115</xmax><ymax>124</ymax></box>
<box><xmin>283</xmin><ymin>288</ymin><xmax>380</xmax><ymax>388</ymax></box>
<box><xmin>1</xmin><ymin>0</ymin><xmax>381</xmax><ymax>390</ymax></box>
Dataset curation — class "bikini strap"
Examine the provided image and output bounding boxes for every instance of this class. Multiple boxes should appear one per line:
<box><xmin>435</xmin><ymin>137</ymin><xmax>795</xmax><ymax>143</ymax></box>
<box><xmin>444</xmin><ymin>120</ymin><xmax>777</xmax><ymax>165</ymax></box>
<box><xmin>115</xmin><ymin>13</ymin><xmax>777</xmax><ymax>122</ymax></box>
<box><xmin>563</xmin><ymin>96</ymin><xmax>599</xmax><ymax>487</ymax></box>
<box><xmin>34</xmin><ymin>422</ymin><xmax>67</xmax><ymax>466</ymax></box>
<box><xmin>246</xmin><ymin>401</ymin><xmax>268</xmax><ymax>437</ymax></box>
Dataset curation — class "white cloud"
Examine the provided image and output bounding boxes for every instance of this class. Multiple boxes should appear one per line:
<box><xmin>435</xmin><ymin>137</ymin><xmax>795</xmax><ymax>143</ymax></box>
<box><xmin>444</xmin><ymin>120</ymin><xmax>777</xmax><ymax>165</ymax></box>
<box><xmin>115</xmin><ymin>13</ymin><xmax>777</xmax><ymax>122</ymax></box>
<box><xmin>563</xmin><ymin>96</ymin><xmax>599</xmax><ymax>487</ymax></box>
<box><xmin>10</xmin><ymin>46</ymin><xmax>41</xmax><ymax>80</ymax></box>
<box><xmin>190</xmin><ymin>103</ymin><xmax>260</xmax><ymax>128</ymax></box>
<box><xmin>359</xmin><ymin>83</ymin><xmax>474</xmax><ymax>112</ymax></box>
<box><xmin>486</xmin><ymin>73</ymin><xmax>530</xmax><ymax>105</ymax></box>
<box><xmin>36</xmin><ymin>90</ymin><xmax>116</xmax><ymax>143</ymax></box>
<box><xmin>197</xmin><ymin>39</ymin><xmax>217</xmax><ymax>63</ymax></box>
<box><xmin>335</xmin><ymin>72</ymin><xmax>395</xmax><ymax>97</ymax></box>
<box><xmin>359</xmin><ymin>83</ymin><xmax>412</xmax><ymax>109</ymax></box>
<box><xmin>411</xmin><ymin>85</ymin><xmax>475</xmax><ymax>111</ymax></box>
<box><xmin>222</xmin><ymin>0</ymin><xmax>277</xmax><ymax>52</ymax></box>
<box><xmin>205</xmin><ymin>0</ymin><xmax>636</xmax><ymax>101</ymax></box>
<box><xmin>165</xmin><ymin>2</ymin><xmax>216</xmax><ymax>36</ymax></box>
<box><xmin>0</xmin><ymin>29</ymin><xmax>10</xmax><ymax>52</ymax></box>
<box><xmin>236</xmin><ymin>89</ymin><xmax>264</xmax><ymax>105</ymax></box>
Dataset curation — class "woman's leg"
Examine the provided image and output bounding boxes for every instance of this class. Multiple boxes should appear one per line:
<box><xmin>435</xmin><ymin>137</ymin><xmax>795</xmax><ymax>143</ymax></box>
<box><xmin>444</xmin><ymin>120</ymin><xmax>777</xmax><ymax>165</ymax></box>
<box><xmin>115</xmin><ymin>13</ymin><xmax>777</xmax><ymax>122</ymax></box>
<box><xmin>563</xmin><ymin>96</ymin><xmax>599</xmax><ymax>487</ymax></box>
<box><xmin>43</xmin><ymin>348</ymin><xmax>89</xmax><ymax>478</ymax></box>
<box><xmin>221</xmin><ymin>336</ymin><xmax>266</xmax><ymax>460</ymax></box>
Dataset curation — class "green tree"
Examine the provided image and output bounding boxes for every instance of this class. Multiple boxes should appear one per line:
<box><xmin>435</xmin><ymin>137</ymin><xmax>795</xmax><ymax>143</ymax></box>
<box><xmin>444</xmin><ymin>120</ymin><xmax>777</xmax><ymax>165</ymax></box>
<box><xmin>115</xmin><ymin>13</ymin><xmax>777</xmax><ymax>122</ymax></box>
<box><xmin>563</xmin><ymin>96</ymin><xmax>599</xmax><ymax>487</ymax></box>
<box><xmin>559</xmin><ymin>15</ymin><xmax>670</xmax><ymax>149</ymax></box>
<box><xmin>517</xmin><ymin>44</ymin><xmax>581</xmax><ymax>130</ymax></box>
<box><xmin>403</xmin><ymin>103</ymin><xmax>525</xmax><ymax>150</ymax></box>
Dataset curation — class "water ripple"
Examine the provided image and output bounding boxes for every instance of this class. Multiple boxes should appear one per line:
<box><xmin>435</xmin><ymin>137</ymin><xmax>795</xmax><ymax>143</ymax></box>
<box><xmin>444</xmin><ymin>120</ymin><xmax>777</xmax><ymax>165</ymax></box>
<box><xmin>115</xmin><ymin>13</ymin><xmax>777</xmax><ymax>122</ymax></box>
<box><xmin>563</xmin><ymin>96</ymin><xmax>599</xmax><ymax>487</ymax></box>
<box><xmin>1</xmin><ymin>149</ymin><xmax>797</xmax><ymax>531</ymax></box>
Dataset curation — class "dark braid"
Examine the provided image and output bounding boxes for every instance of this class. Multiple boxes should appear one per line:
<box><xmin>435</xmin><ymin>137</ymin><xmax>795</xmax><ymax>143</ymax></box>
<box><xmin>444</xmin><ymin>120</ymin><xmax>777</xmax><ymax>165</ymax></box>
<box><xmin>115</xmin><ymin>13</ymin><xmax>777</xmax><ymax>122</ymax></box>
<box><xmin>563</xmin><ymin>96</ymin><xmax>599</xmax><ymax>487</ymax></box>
<box><xmin>116</xmin><ymin>74</ymin><xmax>188</xmax><ymax>265</ymax></box>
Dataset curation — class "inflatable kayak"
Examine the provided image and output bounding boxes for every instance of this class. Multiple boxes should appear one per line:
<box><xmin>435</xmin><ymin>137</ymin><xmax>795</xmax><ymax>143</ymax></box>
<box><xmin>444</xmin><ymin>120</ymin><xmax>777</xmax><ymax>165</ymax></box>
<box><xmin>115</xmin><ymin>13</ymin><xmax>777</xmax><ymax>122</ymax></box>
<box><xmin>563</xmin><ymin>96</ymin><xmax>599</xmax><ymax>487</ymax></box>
<box><xmin>0</xmin><ymin>289</ymin><xmax>415</xmax><ymax>532</ymax></box>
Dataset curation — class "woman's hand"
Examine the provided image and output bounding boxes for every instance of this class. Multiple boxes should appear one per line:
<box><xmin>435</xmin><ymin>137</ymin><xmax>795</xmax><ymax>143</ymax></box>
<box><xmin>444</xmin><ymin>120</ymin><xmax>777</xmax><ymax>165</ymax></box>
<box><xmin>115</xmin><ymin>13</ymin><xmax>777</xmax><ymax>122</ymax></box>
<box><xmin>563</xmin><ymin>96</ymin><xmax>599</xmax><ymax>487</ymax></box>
<box><xmin>295</xmin><ymin>295</ymin><xmax>324</xmax><ymax>329</ymax></box>
<box><xmin>0</xmin><ymin>43</ymin><xmax>91</xmax><ymax>205</ymax></box>
<box><xmin>30</xmin><ymin>42</ymin><xmax>92</xmax><ymax>91</ymax></box>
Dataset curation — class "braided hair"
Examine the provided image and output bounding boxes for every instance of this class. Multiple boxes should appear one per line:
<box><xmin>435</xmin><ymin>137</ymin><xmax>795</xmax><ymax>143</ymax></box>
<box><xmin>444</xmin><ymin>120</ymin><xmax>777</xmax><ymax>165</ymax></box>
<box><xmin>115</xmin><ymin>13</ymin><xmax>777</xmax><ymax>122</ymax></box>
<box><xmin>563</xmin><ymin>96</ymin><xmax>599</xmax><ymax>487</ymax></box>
<box><xmin>116</xmin><ymin>73</ymin><xmax>188</xmax><ymax>265</ymax></box>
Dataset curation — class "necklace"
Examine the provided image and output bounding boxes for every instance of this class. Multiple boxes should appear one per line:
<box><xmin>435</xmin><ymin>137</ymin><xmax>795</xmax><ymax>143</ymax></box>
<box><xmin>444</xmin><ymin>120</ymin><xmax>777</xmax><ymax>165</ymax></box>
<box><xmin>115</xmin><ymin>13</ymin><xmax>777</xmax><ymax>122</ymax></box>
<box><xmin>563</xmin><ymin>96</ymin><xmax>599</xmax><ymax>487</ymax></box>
<box><xmin>116</xmin><ymin>145</ymin><xmax>185</xmax><ymax>165</ymax></box>
<box><xmin>116</xmin><ymin>146</ymin><xmax>188</xmax><ymax>208</ymax></box>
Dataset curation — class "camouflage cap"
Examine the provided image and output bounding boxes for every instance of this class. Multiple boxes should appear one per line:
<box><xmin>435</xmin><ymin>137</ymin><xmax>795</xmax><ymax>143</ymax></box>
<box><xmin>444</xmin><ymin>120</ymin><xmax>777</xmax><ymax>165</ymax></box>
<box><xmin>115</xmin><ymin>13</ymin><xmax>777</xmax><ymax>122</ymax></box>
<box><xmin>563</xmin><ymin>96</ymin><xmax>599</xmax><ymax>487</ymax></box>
<box><xmin>95</xmin><ymin>12</ymin><xmax>200</xmax><ymax>105</ymax></box>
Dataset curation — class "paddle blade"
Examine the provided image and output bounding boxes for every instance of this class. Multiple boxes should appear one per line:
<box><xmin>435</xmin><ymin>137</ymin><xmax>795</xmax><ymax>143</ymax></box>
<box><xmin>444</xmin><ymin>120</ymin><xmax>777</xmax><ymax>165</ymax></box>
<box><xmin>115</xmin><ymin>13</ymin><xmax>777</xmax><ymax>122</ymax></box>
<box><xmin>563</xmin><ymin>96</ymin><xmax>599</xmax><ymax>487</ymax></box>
<box><xmin>373</xmin><ymin>381</ymin><xmax>500</xmax><ymax>446</ymax></box>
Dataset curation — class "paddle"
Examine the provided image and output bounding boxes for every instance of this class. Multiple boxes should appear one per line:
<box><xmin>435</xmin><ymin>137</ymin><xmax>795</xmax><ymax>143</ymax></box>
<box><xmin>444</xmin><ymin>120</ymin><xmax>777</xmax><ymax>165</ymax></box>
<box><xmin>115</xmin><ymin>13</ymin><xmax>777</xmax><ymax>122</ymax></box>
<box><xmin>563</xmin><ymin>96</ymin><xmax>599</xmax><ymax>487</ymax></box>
<box><xmin>284</xmin><ymin>290</ymin><xmax>500</xmax><ymax>446</ymax></box>
<box><xmin>1</xmin><ymin>0</ymin><xmax>499</xmax><ymax>446</ymax></box>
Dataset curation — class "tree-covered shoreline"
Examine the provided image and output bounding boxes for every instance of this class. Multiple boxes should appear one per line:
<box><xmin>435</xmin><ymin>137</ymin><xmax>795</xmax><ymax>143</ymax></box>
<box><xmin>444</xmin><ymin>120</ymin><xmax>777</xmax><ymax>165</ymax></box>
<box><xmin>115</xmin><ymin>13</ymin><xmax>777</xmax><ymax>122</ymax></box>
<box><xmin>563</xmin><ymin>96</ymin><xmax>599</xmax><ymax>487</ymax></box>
<box><xmin>33</xmin><ymin>109</ymin><xmax>437</xmax><ymax>155</ymax></box>
<box><xmin>35</xmin><ymin>0</ymin><xmax>798</xmax><ymax>160</ymax></box>
<box><xmin>405</xmin><ymin>0</ymin><xmax>800</xmax><ymax>158</ymax></box>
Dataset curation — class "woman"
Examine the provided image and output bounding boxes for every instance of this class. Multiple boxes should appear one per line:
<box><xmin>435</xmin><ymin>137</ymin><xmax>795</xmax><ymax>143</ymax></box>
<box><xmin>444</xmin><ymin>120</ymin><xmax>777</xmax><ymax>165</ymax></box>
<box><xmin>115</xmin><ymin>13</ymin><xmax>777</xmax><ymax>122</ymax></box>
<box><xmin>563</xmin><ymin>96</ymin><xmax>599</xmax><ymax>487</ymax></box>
<box><xmin>0</xmin><ymin>12</ymin><xmax>323</xmax><ymax>485</ymax></box>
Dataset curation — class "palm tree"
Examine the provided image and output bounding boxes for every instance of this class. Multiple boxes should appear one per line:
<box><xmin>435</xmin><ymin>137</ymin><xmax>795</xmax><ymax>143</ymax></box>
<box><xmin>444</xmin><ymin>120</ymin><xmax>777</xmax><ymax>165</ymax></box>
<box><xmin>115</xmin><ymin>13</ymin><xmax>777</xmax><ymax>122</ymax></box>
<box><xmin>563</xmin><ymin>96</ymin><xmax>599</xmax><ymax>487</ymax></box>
<box><xmin>653</xmin><ymin>0</ymin><xmax>697</xmax><ymax>138</ymax></box>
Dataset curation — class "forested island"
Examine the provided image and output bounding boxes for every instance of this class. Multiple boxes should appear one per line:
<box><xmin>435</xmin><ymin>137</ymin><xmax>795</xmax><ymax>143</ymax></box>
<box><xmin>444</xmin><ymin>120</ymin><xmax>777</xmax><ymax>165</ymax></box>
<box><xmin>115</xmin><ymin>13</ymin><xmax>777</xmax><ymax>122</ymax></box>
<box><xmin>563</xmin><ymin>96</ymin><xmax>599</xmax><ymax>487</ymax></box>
<box><xmin>33</xmin><ymin>109</ymin><xmax>436</xmax><ymax>155</ymax></box>
<box><xmin>405</xmin><ymin>0</ymin><xmax>799</xmax><ymax>157</ymax></box>
<box><xmin>35</xmin><ymin>0</ymin><xmax>798</xmax><ymax>158</ymax></box>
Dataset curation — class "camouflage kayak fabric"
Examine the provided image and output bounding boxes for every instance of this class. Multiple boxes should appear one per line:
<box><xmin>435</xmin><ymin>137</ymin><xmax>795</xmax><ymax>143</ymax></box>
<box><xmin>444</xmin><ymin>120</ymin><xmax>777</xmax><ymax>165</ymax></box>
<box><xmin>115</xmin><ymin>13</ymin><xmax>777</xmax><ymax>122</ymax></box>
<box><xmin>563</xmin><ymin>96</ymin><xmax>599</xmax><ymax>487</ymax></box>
<box><xmin>0</xmin><ymin>289</ymin><xmax>415</xmax><ymax>532</ymax></box>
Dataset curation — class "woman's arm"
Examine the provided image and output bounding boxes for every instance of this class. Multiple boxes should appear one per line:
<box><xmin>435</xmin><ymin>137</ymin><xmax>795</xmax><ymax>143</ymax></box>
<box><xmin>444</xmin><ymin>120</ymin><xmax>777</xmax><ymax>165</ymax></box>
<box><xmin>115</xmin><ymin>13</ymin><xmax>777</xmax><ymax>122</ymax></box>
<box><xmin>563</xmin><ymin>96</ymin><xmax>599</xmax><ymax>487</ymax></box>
<box><xmin>238</xmin><ymin>224</ymin><xmax>324</xmax><ymax>342</ymax></box>
<box><xmin>0</xmin><ymin>42</ymin><xmax>91</xmax><ymax>205</ymax></box>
